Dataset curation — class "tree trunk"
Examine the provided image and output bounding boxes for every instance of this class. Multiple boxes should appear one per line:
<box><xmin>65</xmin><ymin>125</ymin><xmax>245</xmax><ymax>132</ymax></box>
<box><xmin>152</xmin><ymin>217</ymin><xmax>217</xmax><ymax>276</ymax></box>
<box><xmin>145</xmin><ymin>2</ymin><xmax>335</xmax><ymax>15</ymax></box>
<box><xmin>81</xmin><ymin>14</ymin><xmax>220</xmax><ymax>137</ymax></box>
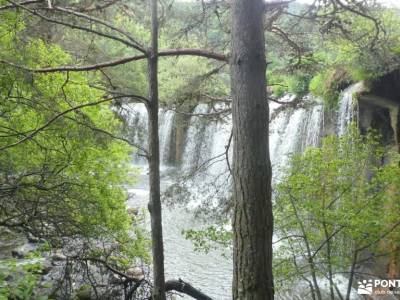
<box><xmin>230</xmin><ymin>0</ymin><xmax>274</xmax><ymax>299</ymax></box>
<box><xmin>147</xmin><ymin>0</ymin><xmax>166</xmax><ymax>299</ymax></box>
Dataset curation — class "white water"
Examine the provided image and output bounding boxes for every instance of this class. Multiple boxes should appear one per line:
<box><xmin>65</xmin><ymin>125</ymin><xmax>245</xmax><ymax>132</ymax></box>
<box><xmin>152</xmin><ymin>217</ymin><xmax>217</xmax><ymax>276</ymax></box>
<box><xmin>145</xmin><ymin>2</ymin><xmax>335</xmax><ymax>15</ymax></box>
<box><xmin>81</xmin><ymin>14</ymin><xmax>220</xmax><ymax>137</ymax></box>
<box><xmin>337</xmin><ymin>82</ymin><xmax>364</xmax><ymax>136</ymax></box>
<box><xmin>120</xmin><ymin>103</ymin><xmax>175</xmax><ymax>165</ymax></box>
<box><xmin>270</xmin><ymin>97</ymin><xmax>323</xmax><ymax>181</ymax></box>
<box><xmin>122</xmin><ymin>85</ymin><xmax>359</xmax><ymax>299</ymax></box>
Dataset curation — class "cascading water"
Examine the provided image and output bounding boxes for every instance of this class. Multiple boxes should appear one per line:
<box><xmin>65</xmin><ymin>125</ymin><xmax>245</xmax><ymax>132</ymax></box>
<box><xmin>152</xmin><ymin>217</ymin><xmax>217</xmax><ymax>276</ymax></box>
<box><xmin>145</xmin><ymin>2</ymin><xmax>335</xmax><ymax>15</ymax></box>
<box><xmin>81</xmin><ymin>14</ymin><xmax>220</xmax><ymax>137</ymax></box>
<box><xmin>122</xmin><ymin>83</ymin><xmax>361</xmax><ymax>299</ymax></box>
<box><xmin>119</xmin><ymin>103</ymin><xmax>175</xmax><ymax>166</ymax></box>
<box><xmin>269</xmin><ymin>98</ymin><xmax>324</xmax><ymax>181</ymax></box>
<box><xmin>118</xmin><ymin>103</ymin><xmax>148</xmax><ymax>164</ymax></box>
<box><xmin>337</xmin><ymin>82</ymin><xmax>364</xmax><ymax>136</ymax></box>
<box><xmin>182</xmin><ymin>104</ymin><xmax>215</xmax><ymax>171</ymax></box>
<box><xmin>159</xmin><ymin>110</ymin><xmax>175</xmax><ymax>164</ymax></box>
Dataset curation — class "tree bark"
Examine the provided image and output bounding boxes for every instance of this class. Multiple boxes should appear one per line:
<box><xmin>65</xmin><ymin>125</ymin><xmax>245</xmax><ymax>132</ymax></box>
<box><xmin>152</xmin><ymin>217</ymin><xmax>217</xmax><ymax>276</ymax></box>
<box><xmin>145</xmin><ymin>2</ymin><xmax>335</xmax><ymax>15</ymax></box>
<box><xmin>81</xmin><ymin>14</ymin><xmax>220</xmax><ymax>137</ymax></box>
<box><xmin>230</xmin><ymin>0</ymin><xmax>274</xmax><ymax>299</ymax></box>
<box><xmin>147</xmin><ymin>0</ymin><xmax>166</xmax><ymax>299</ymax></box>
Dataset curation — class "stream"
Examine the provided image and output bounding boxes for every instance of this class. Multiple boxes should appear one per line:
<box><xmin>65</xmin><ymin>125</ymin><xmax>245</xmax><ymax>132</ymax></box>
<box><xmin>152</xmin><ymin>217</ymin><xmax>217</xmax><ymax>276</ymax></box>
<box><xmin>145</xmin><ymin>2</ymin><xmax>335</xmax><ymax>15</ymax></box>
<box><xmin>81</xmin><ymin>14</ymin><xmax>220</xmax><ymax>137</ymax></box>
<box><xmin>126</xmin><ymin>168</ymin><xmax>232</xmax><ymax>299</ymax></box>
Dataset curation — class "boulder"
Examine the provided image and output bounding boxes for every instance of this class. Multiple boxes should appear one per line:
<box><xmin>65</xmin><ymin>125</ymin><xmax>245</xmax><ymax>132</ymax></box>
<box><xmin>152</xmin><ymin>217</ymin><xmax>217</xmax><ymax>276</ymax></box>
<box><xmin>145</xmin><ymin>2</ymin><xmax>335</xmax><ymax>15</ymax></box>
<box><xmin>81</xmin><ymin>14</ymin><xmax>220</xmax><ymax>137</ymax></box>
<box><xmin>11</xmin><ymin>243</ymin><xmax>36</xmax><ymax>258</ymax></box>
<box><xmin>126</xmin><ymin>266</ymin><xmax>144</xmax><ymax>280</ymax></box>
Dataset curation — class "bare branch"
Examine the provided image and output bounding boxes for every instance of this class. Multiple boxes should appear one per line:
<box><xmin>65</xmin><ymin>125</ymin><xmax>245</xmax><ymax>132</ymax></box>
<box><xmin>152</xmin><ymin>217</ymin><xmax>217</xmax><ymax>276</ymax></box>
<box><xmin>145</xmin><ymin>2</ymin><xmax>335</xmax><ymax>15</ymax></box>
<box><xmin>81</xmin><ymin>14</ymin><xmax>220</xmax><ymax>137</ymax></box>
<box><xmin>5</xmin><ymin>0</ymin><xmax>141</xmax><ymax>50</ymax></box>
<box><xmin>159</xmin><ymin>48</ymin><xmax>227</xmax><ymax>62</ymax></box>
<box><xmin>0</xmin><ymin>49</ymin><xmax>227</xmax><ymax>73</ymax></box>
<box><xmin>49</xmin><ymin>5</ymin><xmax>146</xmax><ymax>53</ymax></box>
<box><xmin>163</xmin><ymin>279</ymin><xmax>213</xmax><ymax>300</ymax></box>
<box><xmin>0</xmin><ymin>0</ymin><xmax>39</xmax><ymax>10</ymax></box>
<box><xmin>70</xmin><ymin>0</ymin><xmax>121</xmax><ymax>12</ymax></box>
<box><xmin>65</xmin><ymin>116</ymin><xmax>148</xmax><ymax>157</ymax></box>
<box><xmin>333</xmin><ymin>0</ymin><xmax>380</xmax><ymax>49</ymax></box>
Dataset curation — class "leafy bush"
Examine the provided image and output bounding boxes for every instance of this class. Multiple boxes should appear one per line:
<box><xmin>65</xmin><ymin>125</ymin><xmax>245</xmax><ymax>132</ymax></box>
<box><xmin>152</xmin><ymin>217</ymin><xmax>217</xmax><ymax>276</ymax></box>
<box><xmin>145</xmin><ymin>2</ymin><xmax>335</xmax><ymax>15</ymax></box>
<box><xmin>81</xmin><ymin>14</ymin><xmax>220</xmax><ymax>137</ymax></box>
<box><xmin>274</xmin><ymin>124</ymin><xmax>400</xmax><ymax>297</ymax></box>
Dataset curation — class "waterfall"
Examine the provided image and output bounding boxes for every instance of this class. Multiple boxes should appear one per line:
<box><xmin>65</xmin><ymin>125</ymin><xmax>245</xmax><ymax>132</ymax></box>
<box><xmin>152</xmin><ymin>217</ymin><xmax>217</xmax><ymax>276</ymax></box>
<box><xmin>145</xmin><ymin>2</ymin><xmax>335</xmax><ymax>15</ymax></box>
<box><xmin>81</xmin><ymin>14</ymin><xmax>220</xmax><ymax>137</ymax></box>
<box><xmin>121</xmin><ymin>83</ymin><xmax>362</xmax><ymax>193</ymax></box>
<box><xmin>120</xmin><ymin>98</ymin><xmax>324</xmax><ymax>205</ymax></box>
<box><xmin>118</xmin><ymin>103</ymin><xmax>148</xmax><ymax>164</ymax></box>
<box><xmin>172</xmin><ymin>96</ymin><xmax>326</xmax><ymax>208</ymax></box>
<box><xmin>121</xmin><ymin>84</ymin><xmax>362</xmax><ymax>300</ymax></box>
<box><xmin>182</xmin><ymin>104</ymin><xmax>215</xmax><ymax>171</ymax></box>
<box><xmin>270</xmin><ymin>101</ymin><xmax>323</xmax><ymax>181</ymax></box>
<box><xmin>159</xmin><ymin>110</ymin><xmax>175</xmax><ymax>164</ymax></box>
<box><xmin>337</xmin><ymin>82</ymin><xmax>364</xmax><ymax>135</ymax></box>
<box><xmin>118</xmin><ymin>103</ymin><xmax>175</xmax><ymax>165</ymax></box>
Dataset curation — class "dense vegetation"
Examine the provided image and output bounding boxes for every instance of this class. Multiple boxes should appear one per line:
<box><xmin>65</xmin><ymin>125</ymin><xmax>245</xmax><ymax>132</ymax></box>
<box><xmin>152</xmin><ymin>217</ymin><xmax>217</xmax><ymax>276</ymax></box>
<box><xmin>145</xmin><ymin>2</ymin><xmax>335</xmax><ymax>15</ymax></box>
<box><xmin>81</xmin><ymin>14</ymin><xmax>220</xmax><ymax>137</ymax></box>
<box><xmin>0</xmin><ymin>10</ymin><xmax>149</xmax><ymax>299</ymax></box>
<box><xmin>0</xmin><ymin>0</ymin><xmax>399</xmax><ymax>299</ymax></box>
<box><xmin>275</xmin><ymin>125</ymin><xmax>400</xmax><ymax>299</ymax></box>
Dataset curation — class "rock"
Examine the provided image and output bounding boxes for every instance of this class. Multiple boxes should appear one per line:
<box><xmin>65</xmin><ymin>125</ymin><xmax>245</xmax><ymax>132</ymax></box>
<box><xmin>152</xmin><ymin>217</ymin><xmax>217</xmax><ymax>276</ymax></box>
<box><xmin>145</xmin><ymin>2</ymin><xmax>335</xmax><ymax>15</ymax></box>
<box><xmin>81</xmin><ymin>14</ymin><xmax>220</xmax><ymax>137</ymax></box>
<box><xmin>27</xmin><ymin>233</ymin><xmax>42</xmax><ymax>243</ymax></box>
<box><xmin>127</xmin><ymin>207</ymin><xmax>139</xmax><ymax>216</ymax></box>
<box><xmin>11</xmin><ymin>249</ymin><xmax>25</xmax><ymax>259</ymax></box>
<box><xmin>0</xmin><ymin>228</ymin><xmax>13</xmax><ymax>235</ymax></box>
<box><xmin>76</xmin><ymin>284</ymin><xmax>92</xmax><ymax>300</ymax></box>
<box><xmin>41</xmin><ymin>261</ymin><xmax>53</xmax><ymax>275</ymax></box>
<box><xmin>4</xmin><ymin>274</ymin><xmax>13</xmax><ymax>282</ymax></box>
<box><xmin>126</xmin><ymin>267</ymin><xmax>144</xmax><ymax>280</ymax></box>
<box><xmin>51</xmin><ymin>251</ymin><xmax>66</xmax><ymax>261</ymax></box>
<box><xmin>11</xmin><ymin>243</ymin><xmax>36</xmax><ymax>258</ymax></box>
<box><xmin>109</xmin><ymin>273</ymin><xmax>124</xmax><ymax>284</ymax></box>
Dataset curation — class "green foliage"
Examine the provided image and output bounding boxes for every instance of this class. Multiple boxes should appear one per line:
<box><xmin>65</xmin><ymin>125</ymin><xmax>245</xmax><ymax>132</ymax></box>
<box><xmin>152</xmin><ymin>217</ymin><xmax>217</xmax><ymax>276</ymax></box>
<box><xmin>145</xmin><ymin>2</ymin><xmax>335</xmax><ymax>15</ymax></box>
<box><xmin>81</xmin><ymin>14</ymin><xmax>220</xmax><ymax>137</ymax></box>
<box><xmin>183</xmin><ymin>224</ymin><xmax>232</xmax><ymax>255</ymax></box>
<box><xmin>0</xmin><ymin>13</ymin><xmax>150</xmax><ymax>297</ymax></box>
<box><xmin>286</xmin><ymin>73</ymin><xmax>312</xmax><ymax>97</ymax></box>
<box><xmin>274</xmin><ymin>124</ymin><xmax>400</xmax><ymax>294</ymax></box>
<box><xmin>309</xmin><ymin>68</ymin><xmax>353</xmax><ymax>109</ymax></box>
<box><xmin>0</xmin><ymin>38</ymin><xmax>135</xmax><ymax>238</ymax></box>
<box><xmin>267</xmin><ymin>5</ymin><xmax>400</xmax><ymax>101</ymax></box>
<box><xmin>0</xmin><ymin>260</ymin><xmax>46</xmax><ymax>300</ymax></box>
<box><xmin>268</xmin><ymin>71</ymin><xmax>311</xmax><ymax>98</ymax></box>
<box><xmin>159</xmin><ymin>56</ymin><xmax>229</xmax><ymax>108</ymax></box>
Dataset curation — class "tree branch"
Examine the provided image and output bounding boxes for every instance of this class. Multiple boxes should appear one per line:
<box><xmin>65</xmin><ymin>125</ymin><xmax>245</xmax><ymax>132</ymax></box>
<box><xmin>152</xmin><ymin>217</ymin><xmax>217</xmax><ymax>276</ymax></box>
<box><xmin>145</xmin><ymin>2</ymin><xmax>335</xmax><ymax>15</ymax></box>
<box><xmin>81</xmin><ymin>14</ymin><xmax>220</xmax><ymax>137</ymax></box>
<box><xmin>164</xmin><ymin>279</ymin><xmax>213</xmax><ymax>300</ymax></box>
<box><xmin>1</xmin><ymin>49</ymin><xmax>227</xmax><ymax>73</ymax></box>
<box><xmin>0</xmin><ymin>0</ymin><xmax>39</xmax><ymax>10</ymax></box>
<box><xmin>333</xmin><ymin>0</ymin><xmax>380</xmax><ymax>49</ymax></box>
<box><xmin>69</xmin><ymin>0</ymin><xmax>121</xmax><ymax>12</ymax></box>
<box><xmin>0</xmin><ymin>96</ymin><xmax>126</xmax><ymax>151</ymax></box>
<box><xmin>5</xmin><ymin>0</ymin><xmax>141</xmax><ymax>50</ymax></box>
<box><xmin>48</xmin><ymin>5</ymin><xmax>146</xmax><ymax>53</ymax></box>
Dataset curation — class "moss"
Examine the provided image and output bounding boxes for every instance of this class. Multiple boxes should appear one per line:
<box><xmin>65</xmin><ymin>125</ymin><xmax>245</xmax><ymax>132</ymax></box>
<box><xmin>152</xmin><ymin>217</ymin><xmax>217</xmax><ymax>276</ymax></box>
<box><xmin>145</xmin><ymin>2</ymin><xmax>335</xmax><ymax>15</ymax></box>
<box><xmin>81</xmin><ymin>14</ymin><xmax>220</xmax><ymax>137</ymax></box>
<box><xmin>287</xmin><ymin>74</ymin><xmax>312</xmax><ymax>97</ymax></box>
<box><xmin>309</xmin><ymin>68</ymin><xmax>353</xmax><ymax>110</ymax></box>
<box><xmin>268</xmin><ymin>72</ymin><xmax>312</xmax><ymax>98</ymax></box>
<box><xmin>75</xmin><ymin>284</ymin><xmax>92</xmax><ymax>300</ymax></box>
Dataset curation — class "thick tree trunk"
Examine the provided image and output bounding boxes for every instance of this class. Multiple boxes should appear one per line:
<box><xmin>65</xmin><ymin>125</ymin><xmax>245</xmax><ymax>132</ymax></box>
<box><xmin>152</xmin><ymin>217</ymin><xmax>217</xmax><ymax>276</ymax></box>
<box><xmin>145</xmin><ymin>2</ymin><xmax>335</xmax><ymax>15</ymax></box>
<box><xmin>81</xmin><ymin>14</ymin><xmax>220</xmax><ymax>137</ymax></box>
<box><xmin>147</xmin><ymin>0</ymin><xmax>166</xmax><ymax>299</ymax></box>
<box><xmin>230</xmin><ymin>0</ymin><xmax>274</xmax><ymax>299</ymax></box>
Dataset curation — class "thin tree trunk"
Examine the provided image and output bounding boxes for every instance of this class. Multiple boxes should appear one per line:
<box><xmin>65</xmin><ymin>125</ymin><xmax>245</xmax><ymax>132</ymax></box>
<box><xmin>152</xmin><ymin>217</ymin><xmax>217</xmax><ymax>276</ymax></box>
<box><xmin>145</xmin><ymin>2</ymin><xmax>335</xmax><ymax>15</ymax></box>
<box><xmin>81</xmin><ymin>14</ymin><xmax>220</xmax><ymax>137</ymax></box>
<box><xmin>147</xmin><ymin>0</ymin><xmax>166</xmax><ymax>299</ymax></box>
<box><xmin>345</xmin><ymin>250</ymin><xmax>358</xmax><ymax>300</ymax></box>
<box><xmin>322</xmin><ymin>221</ymin><xmax>334</xmax><ymax>300</ymax></box>
<box><xmin>285</xmin><ymin>228</ymin><xmax>316</xmax><ymax>300</ymax></box>
<box><xmin>288</xmin><ymin>193</ymin><xmax>322</xmax><ymax>300</ymax></box>
<box><xmin>231</xmin><ymin>0</ymin><xmax>274</xmax><ymax>299</ymax></box>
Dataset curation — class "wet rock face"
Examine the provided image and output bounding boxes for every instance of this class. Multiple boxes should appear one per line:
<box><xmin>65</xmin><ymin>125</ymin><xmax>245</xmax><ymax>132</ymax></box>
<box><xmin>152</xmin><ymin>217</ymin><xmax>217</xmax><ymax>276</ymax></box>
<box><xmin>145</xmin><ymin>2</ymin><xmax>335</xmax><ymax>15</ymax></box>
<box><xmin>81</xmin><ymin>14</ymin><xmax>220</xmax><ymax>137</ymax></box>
<box><xmin>369</xmin><ymin>69</ymin><xmax>400</xmax><ymax>106</ymax></box>
<box><xmin>0</xmin><ymin>229</ymin><xmax>25</xmax><ymax>259</ymax></box>
<box><xmin>357</xmin><ymin>70</ymin><xmax>400</xmax><ymax>282</ymax></box>
<box><xmin>167</xmin><ymin>112</ymin><xmax>192</xmax><ymax>166</ymax></box>
<box><xmin>358</xmin><ymin>69</ymin><xmax>400</xmax><ymax>149</ymax></box>
<box><xmin>11</xmin><ymin>243</ymin><xmax>37</xmax><ymax>259</ymax></box>
<box><xmin>358</xmin><ymin>101</ymin><xmax>395</xmax><ymax>145</ymax></box>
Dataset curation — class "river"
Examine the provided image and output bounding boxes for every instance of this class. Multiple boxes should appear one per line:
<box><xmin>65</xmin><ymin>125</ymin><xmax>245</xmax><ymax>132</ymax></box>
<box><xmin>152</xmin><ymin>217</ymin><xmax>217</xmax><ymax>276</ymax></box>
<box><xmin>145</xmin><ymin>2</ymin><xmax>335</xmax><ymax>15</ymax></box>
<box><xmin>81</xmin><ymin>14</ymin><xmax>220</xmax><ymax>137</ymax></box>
<box><xmin>127</xmin><ymin>168</ymin><xmax>232</xmax><ymax>299</ymax></box>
